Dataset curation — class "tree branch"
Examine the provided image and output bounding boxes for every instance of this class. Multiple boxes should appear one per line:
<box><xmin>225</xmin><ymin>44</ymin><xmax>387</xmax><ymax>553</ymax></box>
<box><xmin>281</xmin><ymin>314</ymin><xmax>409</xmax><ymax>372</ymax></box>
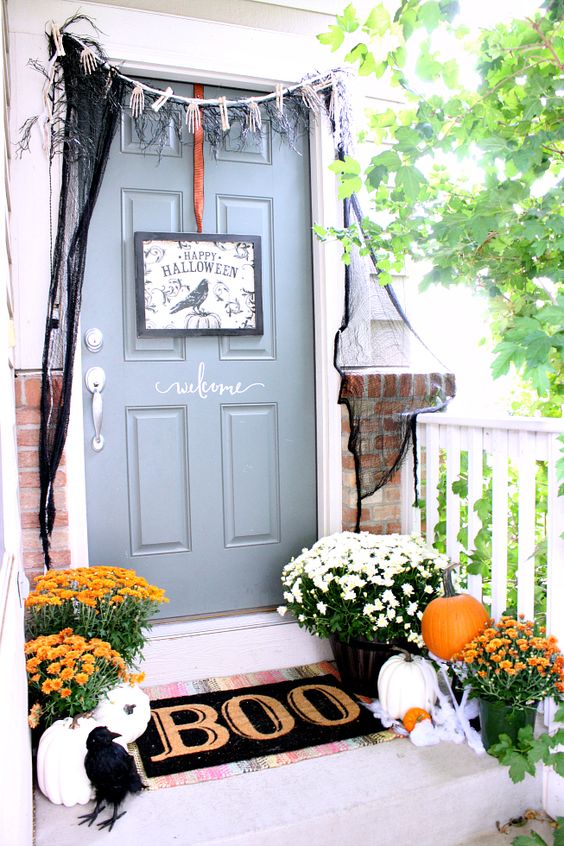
<box><xmin>527</xmin><ymin>18</ymin><xmax>564</xmax><ymax>70</ymax></box>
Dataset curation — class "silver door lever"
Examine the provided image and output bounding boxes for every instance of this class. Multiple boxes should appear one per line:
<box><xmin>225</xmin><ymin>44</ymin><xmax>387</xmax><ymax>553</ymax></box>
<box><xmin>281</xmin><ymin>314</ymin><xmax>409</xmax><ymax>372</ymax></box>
<box><xmin>85</xmin><ymin>367</ymin><xmax>106</xmax><ymax>452</ymax></box>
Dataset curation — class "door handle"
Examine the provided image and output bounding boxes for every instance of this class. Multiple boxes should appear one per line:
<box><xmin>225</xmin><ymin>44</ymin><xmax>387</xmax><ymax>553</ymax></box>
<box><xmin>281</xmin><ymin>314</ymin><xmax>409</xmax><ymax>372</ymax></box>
<box><xmin>85</xmin><ymin>367</ymin><xmax>106</xmax><ymax>452</ymax></box>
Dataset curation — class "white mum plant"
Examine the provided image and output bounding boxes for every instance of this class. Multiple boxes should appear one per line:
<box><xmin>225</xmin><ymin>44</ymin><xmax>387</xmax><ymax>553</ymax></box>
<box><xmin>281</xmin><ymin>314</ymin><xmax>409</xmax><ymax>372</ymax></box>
<box><xmin>279</xmin><ymin>532</ymin><xmax>449</xmax><ymax>647</ymax></box>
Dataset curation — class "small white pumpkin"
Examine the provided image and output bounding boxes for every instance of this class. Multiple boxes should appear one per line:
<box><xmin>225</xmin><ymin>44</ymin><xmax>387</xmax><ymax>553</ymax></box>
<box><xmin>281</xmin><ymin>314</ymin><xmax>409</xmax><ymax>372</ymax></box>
<box><xmin>37</xmin><ymin>715</ymin><xmax>100</xmax><ymax>806</ymax></box>
<box><xmin>377</xmin><ymin>651</ymin><xmax>439</xmax><ymax>720</ymax></box>
<box><xmin>93</xmin><ymin>683</ymin><xmax>151</xmax><ymax>744</ymax></box>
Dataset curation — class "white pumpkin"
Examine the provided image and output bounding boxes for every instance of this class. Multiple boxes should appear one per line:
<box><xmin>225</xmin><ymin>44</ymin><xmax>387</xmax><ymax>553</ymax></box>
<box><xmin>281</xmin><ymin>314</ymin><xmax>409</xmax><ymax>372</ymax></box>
<box><xmin>93</xmin><ymin>683</ymin><xmax>151</xmax><ymax>744</ymax></box>
<box><xmin>37</xmin><ymin>715</ymin><xmax>100</xmax><ymax>806</ymax></box>
<box><xmin>377</xmin><ymin>651</ymin><xmax>439</xmax><ymax>720</ymax></box>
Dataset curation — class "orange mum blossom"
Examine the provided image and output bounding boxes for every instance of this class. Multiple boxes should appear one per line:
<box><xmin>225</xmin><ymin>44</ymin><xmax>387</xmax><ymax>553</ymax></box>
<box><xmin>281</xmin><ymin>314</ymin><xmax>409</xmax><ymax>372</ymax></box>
<box><xmin>452</xmin><ymin>616</ymin><xmax>564</xmax><ymax>708</ymax></box>
<box><xmin>25</xmin><ymin>566</ymin><xmax>168</xmax><ymax>668</ymax></box>
<box><xmin>25</xmin><ymin>629</ymin><xmax>136</xmax><ymax>727</ymax></box>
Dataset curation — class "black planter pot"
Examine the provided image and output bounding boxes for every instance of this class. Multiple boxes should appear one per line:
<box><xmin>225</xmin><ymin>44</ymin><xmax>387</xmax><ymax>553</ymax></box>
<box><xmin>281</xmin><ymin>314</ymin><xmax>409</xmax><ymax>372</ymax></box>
<box><xmin>329</xmin><ymin>635</ymin><xmax>404</xmax><ymax>697</ymax></box>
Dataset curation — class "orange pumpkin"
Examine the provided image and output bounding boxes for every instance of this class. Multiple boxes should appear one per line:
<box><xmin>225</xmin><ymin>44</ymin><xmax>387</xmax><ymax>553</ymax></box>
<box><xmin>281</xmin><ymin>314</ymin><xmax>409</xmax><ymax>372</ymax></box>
<box><xmin>403</xmin><ymin>707</ymin><xmax>431</xmax><ymax>733</ymax></box>
<box><xmin>421</xmin><ymin>566</ymin><xmax>489</xmax><ymax>660</ymax></box>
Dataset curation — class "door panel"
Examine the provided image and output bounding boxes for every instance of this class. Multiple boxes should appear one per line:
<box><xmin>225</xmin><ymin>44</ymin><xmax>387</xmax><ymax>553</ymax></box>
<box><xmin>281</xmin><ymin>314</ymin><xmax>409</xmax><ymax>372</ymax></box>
<box><xmin>122</xmin><ymin>189</ymin><xmax>185</xmax><ymax>359</ymax></box>
<box><xmin>217</xmin><ymin>195</ymin><xmax>276</xmax><ymax>360</ymax></box>
<box><xmin>126</xmin><ymin>406</ymin><xmax>191</xmax><ymax>555</ymax></box>
<box><xmin>221</xmin><ymin>403</ymin><xmax>280</xmax><ymax>547</ymax></box>
<box><xmin>82</xmin><ymin>82</ymin><xmax>316</xmax><ymax>619</ymax></box>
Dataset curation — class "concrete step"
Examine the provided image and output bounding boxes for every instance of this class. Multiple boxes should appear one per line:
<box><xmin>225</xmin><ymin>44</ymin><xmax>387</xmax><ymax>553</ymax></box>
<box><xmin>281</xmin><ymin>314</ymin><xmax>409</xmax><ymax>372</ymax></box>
<box><xmin>34</xmin><ymin>731</ymin><xmax>543</xmax><ymax>846</ymax></box>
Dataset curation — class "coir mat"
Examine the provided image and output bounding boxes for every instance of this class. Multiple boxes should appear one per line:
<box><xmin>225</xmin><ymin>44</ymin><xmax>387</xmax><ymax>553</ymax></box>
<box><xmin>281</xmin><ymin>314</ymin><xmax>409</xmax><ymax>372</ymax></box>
<box><xmin>131</xmin><ymin>662</ymin><xmax>395</xmax><ymax>790</ymax></box>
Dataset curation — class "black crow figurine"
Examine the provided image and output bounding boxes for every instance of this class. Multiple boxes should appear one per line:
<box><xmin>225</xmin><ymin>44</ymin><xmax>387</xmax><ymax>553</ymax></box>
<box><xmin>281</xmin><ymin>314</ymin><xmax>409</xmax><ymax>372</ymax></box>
<box><xmin>78</xmin><ymin>726</ymin><xmax>143</xmax><ymax>832</ymax></box>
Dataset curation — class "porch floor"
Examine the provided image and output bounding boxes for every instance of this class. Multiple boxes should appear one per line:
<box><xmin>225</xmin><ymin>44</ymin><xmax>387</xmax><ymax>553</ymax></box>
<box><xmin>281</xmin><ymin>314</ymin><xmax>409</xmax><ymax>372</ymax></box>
<box><xmin>34</xmin><ymin>728</ymin><xmax>551</xmax><ymax>846</ymax></box>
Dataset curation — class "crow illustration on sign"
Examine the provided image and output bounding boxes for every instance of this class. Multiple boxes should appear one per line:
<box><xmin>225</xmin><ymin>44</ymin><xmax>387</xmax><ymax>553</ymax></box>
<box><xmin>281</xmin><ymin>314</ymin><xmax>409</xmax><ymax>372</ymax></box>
<box><xmin>134</xmin><ymin>232</ymin><xmax>263</xmax><ymax>336</ymax></box>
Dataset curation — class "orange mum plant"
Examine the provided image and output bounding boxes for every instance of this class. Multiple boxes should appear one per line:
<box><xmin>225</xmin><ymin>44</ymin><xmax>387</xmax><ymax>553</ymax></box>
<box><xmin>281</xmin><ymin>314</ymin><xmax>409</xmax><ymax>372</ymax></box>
<box><xmin>25</xmin><ymin>567</ymin><xmax>168</xmax><ymax>668</ymax></box>
<box><xmin>453</xmin><ymin>616</ymin><xmax>564</xmax><ymax>708</ymax></box>
<box><xmin>25</xmin><ymin>628</ymin><xmax>143</xmax><ymax>727</ymax></box>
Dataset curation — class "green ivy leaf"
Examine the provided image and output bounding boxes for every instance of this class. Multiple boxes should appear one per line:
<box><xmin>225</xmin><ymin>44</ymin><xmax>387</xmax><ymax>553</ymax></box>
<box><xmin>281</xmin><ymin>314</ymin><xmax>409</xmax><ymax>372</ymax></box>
<box><xmin>396</xmin><ymin>166</ymin><xmax>426</xmax><ymax>201</ymax></box>
<box><xmin>336</xmin><ymin>3</ymin><xmax>359</xmax><ymax>33</ymax></box>
<box><xmin>329</xmin><ymin>156</ymin><xmax>361</xmax><ymax>175</ymax></box>
<box><xmin>312</xmin><ymin>224</ymin><xmax>327</xmax><ymax>239</ymax></box>
<box><xmin>417</xmin><ymin>1</ymin><xmax>441</xmax><ymax>31</ymax></box>
<box><xmin>363</xmin><ymin>4</ymin><xmax>391</xmax><ymax>36</ymax></box>
<box><xmin>345</xmin><ymin>42</ymin><xmax>367</xmax><ymax>64</ymax></box>
<box><xmin>366</xmin><ymin>165</ymin><xmax>388</xmax><ymax>190</ymax></box>
<box><xmin>442</xmin><ymin>59</ymin><xmax>460</xmax><ymax>88</ymax></box>
<box><xmin>317</xmin><ymin>25</ymin><xmax>345</xmax><ymax>51</ymax></box>
<box><xmin>491</xmin><ymin>341</ymin><xmax>521</xmax><ymax>378</ymax></box>
<box><xmin>370</xmin><ymin>150</ymin><xmax>402</xmax><ymax>170</ymax></box>
<box><xmin>415</xmin><ymin>48</ymin><xmax>442</xmax><ymax>80</ymax></box>
<box><xmin>550</xmin><ymin>751</ymin><xmax>564</xmax><ymax>777</ymax></box>
<box><xmin>338</xmin><ymin>174</ymin><xmax>363</xmax><ymax>199</ymax></box>
<box><xmin>512</xmin><ymin>833</ymin><xmax>549</xmax><ymax>846</ymax></box>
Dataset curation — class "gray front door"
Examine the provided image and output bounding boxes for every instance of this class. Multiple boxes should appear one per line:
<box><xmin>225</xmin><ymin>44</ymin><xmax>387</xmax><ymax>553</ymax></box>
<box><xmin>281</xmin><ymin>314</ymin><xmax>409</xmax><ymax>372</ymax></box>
<box><xmin>81</xmin><ymin>82</ymin><xmax>317</xmax><ymax>619</ymax></box>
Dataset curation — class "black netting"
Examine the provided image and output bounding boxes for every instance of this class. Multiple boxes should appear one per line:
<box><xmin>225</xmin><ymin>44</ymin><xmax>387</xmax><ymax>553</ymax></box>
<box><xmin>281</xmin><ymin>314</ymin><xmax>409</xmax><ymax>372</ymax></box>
<box><xmin>38</xmin><ymin>25</ymin><xmax>124</xmax><ymax>566</ymax></box>
<box><xmin>335</xmin><ymin>195</ymin><xmax>454</xmax><ymax>531</ymax></box>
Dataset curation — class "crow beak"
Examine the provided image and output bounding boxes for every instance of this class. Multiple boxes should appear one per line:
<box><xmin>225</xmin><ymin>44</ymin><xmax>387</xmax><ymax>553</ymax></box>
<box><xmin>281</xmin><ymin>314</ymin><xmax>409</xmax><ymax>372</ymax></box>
<box><xmin>109</xmin><ymin>730</ymin><xmax>122</xmax><ymax>739</ymax></box>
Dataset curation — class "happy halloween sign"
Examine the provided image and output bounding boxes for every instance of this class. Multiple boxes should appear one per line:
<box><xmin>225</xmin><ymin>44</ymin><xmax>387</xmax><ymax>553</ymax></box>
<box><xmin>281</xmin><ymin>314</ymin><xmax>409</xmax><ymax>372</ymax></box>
<box><xmin>134</xmin><ymin>232</ymin><xmax>263</xmax><ymax>337</ymax></box>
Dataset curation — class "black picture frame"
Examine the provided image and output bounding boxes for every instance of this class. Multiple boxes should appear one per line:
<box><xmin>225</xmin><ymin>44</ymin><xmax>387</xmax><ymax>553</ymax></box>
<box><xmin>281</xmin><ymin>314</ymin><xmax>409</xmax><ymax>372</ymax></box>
<box><xmin>134</xmin><ymin>232</ymin><xmax>263</xmax><ymax>337</ymax></box>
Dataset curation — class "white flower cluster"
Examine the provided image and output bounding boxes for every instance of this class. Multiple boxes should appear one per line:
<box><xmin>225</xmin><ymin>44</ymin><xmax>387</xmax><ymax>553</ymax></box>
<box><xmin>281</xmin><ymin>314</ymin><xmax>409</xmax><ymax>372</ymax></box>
<box><xmin>279</xmin><ymin>532</ymin><xmax>449</xmax><ymax>646</ymax></box>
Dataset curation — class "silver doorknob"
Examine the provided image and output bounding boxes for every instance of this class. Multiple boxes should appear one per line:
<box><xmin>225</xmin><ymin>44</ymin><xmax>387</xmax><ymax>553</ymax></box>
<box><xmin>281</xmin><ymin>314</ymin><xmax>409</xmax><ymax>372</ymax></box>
<box><xmin>84</xmin><ymin>327</ymin><xmax>104</xmax><ymax>353</ymax></box>
<box><xmin>85</xmin><ymin>367</ymin><xmax>106</xmax><ymax>452</ymax></box>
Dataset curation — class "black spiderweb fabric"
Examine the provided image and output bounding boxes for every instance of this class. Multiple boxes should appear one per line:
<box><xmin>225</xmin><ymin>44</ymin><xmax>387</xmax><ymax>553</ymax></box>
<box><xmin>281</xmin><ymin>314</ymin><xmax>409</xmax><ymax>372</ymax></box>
<box><xmin>333</xmin><ymin>192</ymin><xmax>454</xmax><ymax>532</ymax></box>
<box><xmin>38</xmin><ymin>29</ymin><xmax>124</xmax><ymax>566</ymax></box>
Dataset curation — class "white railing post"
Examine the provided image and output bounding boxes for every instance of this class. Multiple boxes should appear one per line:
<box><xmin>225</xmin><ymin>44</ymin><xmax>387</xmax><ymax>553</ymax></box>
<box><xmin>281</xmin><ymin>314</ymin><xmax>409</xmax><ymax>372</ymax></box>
<box><xmin>445</xmin><ymin>425</ymin><xmax>462</xmax><ymax>564</ymax></box>
<box><xmin>516</xmin><ymin>430</ymin><xmax>537</xmax><ymax>620</ymax></box>
<box><xmin>424</xmin><ymin>423</ymin><xmax>441</xmax><ymax>547</ymax></box>
<box><xmin>543</xmin><ymin>433</ymin><xmax>564</xmax><ymax>819</ymax></box>
<box><xmin>490</xmin><ymin>429</ymin><xmax>509</xmax><ymax>619</ymax></box>
<box><xmin>466</xmin><ymin>426</ymin><xmax>484</xmax><ymax>601</ymax></box>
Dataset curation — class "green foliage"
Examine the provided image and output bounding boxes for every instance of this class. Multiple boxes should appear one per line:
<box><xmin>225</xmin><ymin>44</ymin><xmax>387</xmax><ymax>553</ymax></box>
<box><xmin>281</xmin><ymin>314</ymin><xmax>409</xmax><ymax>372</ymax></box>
<box><xmin>489</xmin><ymin>723</ymin><xmax>564</xmax><ymax>782</ymax></box>
<box><xmin>512</xmin><ymin>824</ymin><xmax>564</xmax><ymax>846</ymax></box>
<box><xmin>317</xmin><ymin>1</ymin><xmax>564</xmax><ymax>415</ymax></box>
<box><xmin>488</xmin><ymin>702</ymin><xmax>564</xmax><ymax>845</ymax></box>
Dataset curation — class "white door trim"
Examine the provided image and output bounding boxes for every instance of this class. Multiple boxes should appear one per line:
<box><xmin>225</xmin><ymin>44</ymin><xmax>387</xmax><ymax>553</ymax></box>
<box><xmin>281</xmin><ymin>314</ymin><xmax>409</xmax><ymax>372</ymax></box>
<box><xmin>61</xmin><ymin>5</ymin><xmax>343</xmax><ymax>666</ymax></box>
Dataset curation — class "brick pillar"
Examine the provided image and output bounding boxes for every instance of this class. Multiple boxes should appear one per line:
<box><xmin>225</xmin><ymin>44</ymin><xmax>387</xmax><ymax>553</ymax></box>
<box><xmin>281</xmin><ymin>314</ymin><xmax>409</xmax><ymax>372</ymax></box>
<box><xmin>15</xmin><ymin>372</ymin><xmax>71</xmax><ymax>582</ymax></box>
<box><xmin>341</xmin><ymin>370</ymin><xmax>455</xmax><ymax>534</ymax></box>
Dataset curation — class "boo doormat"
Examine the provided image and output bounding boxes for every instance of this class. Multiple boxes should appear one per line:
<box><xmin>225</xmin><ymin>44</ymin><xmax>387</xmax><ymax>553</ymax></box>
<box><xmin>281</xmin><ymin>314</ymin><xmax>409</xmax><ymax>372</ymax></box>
<box><xmin>132</xmin><ymin>662</ymin><xmax>394</xmax><ymax>789</ymax></box>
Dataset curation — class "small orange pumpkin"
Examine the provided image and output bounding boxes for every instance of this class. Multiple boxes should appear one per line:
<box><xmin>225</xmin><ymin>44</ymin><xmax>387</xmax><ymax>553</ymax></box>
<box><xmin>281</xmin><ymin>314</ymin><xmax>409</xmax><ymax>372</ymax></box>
<box><xmin>403</xmin><ymin>707</ymin><xmax>431</xmax><ymax>733</ymax></box>
<box><xmin>421</xmin><ymin>565</ymin><xmax>489</xmax><ymax>660</ymax></box>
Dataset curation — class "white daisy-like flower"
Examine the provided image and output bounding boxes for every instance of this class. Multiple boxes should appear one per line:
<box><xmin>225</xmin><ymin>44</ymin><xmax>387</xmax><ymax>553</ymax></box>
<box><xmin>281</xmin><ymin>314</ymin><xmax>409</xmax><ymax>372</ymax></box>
<box><xmin>402</xmin><ymin>583</ymin><xmax>414</xmax><ymax>595</ymax></box>
<box><xmin>277</xmin><ymin>606</ymin><xmax>287</xmax><ymax>616</ymax></box>
<box><xmin>317</xmin><ymin>601</ymin><xmax>327</xmax><ymax>614</ymax></box>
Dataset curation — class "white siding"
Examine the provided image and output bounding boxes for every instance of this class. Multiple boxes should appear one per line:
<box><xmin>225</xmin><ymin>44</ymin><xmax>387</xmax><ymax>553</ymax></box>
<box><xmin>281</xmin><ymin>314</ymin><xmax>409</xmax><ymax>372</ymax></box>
<box><xmin>0</xmin><ymin>0</ymin><xmax>33</xmax><ymax>843</ymax></box>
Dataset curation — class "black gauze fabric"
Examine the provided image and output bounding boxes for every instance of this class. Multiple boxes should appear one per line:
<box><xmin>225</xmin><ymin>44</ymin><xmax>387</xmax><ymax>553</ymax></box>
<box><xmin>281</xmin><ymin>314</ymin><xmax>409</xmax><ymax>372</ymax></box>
<box><xmin>39</xmin><ymin>28</ymin><xmax>124</xmax><ymax>566</ymax></box>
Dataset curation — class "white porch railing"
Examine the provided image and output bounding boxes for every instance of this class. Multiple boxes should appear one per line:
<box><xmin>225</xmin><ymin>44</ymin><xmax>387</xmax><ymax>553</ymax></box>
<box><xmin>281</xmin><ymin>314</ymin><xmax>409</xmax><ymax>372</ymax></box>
<box><xmin>403</xmin><ymin>411</ymin><xmax>564</xmax><ymax>650</ymax></box>
<box><xmin>403</xmin><ymin>411</ymin><xmax>564</xmax><ymax>818</ymax></box>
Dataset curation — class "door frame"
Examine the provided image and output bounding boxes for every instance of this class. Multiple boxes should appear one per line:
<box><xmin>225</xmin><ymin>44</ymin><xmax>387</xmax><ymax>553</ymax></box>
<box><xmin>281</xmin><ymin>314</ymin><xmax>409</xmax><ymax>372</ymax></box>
<box><xmin>63</xmin><ymin>6</ymin><xmax>344</xmax><ymax>660</ymax></box>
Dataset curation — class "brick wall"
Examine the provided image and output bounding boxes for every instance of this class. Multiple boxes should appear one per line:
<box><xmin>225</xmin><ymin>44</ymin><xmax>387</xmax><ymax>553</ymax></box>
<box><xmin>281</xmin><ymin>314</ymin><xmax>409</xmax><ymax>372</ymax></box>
<box><xmin>15</xmin><ymin>372</ymin><xmax>70</xmax><ymax>582</ymax></box>
<box><xmin>341</xmin><ymin>370</ymin><xmax>455</xmax><ymax>534</ymax></box>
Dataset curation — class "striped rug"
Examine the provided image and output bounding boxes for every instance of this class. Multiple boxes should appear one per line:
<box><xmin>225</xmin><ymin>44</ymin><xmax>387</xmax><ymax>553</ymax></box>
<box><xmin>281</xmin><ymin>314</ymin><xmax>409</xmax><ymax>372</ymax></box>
<box><xmin>131</xmin><ymin>661</ymin><xmax>395</xmax><ymax>790</ymax></box>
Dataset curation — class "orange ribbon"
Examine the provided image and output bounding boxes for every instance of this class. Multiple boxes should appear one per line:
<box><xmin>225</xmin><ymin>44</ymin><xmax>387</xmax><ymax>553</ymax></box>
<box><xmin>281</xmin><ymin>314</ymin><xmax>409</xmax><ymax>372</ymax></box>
<box><xmin>193</xmin><ymin>83</ymin><xmax>204</xmax><ymax>233</ymax></box>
